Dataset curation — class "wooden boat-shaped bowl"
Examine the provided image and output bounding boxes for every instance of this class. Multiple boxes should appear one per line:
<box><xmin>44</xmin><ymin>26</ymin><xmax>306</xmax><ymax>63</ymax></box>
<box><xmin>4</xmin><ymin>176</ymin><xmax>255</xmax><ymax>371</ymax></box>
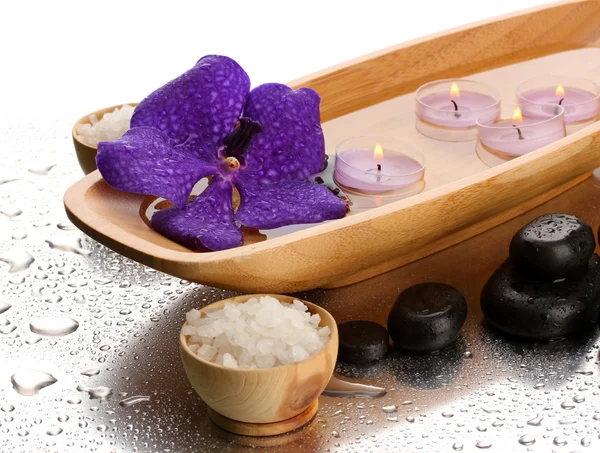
<box><xmin>65</xmin><ymin>0</ymin><xmax>600</xmax><ymax>293</ymax></box>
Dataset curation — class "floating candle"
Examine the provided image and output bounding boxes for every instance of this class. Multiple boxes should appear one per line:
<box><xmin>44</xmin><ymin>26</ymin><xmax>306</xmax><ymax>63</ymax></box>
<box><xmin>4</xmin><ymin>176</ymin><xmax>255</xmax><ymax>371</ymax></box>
<box><xmin>334</xmin><ymin>136</ymin><xmax>425</xmax><ymax>198</ymax></box>
<box><xmin>516</xmin><ymin>75</ymin><xmax>600</xmax><ymax>126</ymax></box>
<box><xmin>415</xmin><ymin>79</ymin><xmax>501</xmax><ymax>141</ymax></box>
<box><xmin>476</xmin><ymin>105</ymin><xmax>566</xmax><ymax>160</ymax></box>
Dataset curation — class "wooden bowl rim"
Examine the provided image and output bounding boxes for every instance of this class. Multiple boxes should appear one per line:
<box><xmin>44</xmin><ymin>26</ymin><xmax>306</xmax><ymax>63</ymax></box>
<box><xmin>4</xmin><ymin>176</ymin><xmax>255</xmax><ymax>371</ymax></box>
<box><xmin>71</xmin><ymin>102</ymin><xmax>138</xmax><ymax>149</ymax></box>
<box><xmin>179</xmin><ymin>293</ymin><xmax>338</xmax><ymax>373</ymax></box>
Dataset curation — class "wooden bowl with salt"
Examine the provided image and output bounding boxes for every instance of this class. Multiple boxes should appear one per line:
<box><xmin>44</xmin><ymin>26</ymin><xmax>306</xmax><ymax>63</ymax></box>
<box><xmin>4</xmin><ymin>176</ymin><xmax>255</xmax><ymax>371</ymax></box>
<box><xmin>179</xmin><ymin>294</ymin><xmax>339</xmax><ymax>437</ymax></box>
<box><xmin>72</xmin><ymin>103</ymin><xmax>137</xmax><ymax>175</ymax></box>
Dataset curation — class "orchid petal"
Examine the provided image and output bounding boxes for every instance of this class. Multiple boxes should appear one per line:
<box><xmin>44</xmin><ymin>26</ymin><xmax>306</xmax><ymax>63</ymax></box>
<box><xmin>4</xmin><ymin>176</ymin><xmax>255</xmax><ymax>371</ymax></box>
<box><xmin>242</xmin><ymin>83</ymin><xmax>326</xmax><ymax>181</ymax></box>
<box><xmin>235</xmin><ymin>178</ymin><xmax>347</xmax><ymax>229</ymax></box>
<box><xmin>131</xmin><ymin>55</ymin><xmax>250</xmax><ymax>157</ymax></box>
<box><xmin>151</xmin><ymin>177</ymin><xmax>241</xmax><ymax>251</ymax></box>
<box><xmin>96</xmin><ymin>127</ymin><xmax>218</xmax><ymax>209</ymax></box>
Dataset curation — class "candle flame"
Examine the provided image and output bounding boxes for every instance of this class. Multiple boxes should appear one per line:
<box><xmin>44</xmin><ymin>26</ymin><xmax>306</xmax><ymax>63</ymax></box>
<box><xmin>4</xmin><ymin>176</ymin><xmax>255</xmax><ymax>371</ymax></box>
<box><xmin>374</xmin><ymin>143</ymin><xmax>384</xmax><ymax>160</ymax></box>
<box><xmin>450</xmin><ymin>82</ymin><xmax>460</xmax><ymax>99</ymax></box>
<box><xmin>556</xmin><ymin>84</ymin><xmax>565</xmax><ymax>97</ymax></box>
<box><xmin>512</xmin><ymin>107</ymin><xmax>523</xmax><ymax>123</ymax></box>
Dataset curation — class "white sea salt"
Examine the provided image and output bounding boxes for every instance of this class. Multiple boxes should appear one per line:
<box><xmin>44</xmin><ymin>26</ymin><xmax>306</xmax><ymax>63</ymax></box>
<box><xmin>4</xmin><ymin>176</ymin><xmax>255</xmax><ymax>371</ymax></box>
<box><xmin>75</xmin><ymin>104</ymin><xmax>135</xmax><ymax>147</ymax></box>
<box><xmin>186</xmin><ymin>296</ymin><xmax>331</xmax><ymax>369</ymax></box>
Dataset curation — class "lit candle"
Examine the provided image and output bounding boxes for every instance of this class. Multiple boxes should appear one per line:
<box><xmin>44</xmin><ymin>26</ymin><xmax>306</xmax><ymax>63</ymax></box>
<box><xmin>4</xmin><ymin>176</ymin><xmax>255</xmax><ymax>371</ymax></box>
<box><xmin>415</xmin><ymin>79</ymin><xmax>501</xmax><ymax>141</ymax></box>
<box><xmin>334</xmin><ymin>137</ymin><xmax>425</xmax><ymax>197</ymax></box>
<box><xmin>516</xmin><ymin>75</ymin><xmax>600</xmax><ymax>125</ymax></box>
<box><xmin>476</xmin><ymin>105</ymin><xmax>566</xmax><ymax>160</ymax></box>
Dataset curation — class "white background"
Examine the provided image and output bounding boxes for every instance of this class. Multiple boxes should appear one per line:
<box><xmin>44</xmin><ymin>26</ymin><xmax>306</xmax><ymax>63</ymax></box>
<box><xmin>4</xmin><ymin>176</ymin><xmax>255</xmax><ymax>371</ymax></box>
<box><xmin>0</xmin><ymin>0</ymin><xmax>553</xmax><ymax>122</ymax></box>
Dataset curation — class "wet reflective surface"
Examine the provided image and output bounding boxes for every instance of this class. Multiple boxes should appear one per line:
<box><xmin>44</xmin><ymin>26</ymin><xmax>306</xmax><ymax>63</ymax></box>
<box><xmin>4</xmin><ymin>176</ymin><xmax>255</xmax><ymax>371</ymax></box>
<box><xmin>1</xmin><ymin>120</ymin><xmax>600</xmax><ymax>452</ymax></box>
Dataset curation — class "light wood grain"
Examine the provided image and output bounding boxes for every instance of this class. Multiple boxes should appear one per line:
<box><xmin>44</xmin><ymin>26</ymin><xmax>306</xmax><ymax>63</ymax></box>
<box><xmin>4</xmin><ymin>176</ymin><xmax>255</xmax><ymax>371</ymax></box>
<box><xmin>207</xmin><ymin>401</ymin><xmax>318</xmax><ymax>437</ymax></box>
<box><xmin>65</xmin><ymin>0</ymin><xmax>600</xmax><ymax>292</ymax></box>
<box><xmin>179</xmin><ymin>295</ymin><xmax>339</xmax><ymax>425</ymax></box>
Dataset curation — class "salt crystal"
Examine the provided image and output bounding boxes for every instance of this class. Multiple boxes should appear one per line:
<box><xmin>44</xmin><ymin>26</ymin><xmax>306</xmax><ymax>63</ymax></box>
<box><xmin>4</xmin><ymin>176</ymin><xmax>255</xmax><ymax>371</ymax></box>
<box><xmin>197</xmin><ymin>344</ymin><xmax>217</xmax><ymax>362</ymax></box>
<box><xmin>186</xmin><ymin>309</ymin><xmax>201</xmax><ymax>323</ymax></box>
<box><xmin>222</xmin><ymin>353</ymin><xmax>238</xmax><ymax>368</ymax></box>
<box><xmin>186</xmin><ymin>296</ymin><xmax>330</xmax><ymax>369</ymax></box>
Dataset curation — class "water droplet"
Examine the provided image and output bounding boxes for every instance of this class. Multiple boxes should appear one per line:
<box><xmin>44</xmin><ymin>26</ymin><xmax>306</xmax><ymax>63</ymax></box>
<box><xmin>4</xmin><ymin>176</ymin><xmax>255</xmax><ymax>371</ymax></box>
<box><xmin>332</xmin><ymin>431</ymin><xmax>340</xmax><ymax>438</ymax></box>
<box><xmin>67</xmin><ymin>398</ymin><xmax>81</xmax><ymax>404</ymax></box>
<box><xmin>45</xmin><ymin>237</ymin><xmax>91</xmax><ymax>256</ymax></box>
<box><xmin>332</xmin><ymin>410</ymin><xmax>344</xmax><ymax>417</ymax></box>
<box><xmin>575</xmin><ymin>370</ymin><xmax>593</xmax><ymax>376</ymax></box>
<box><xmin>442</xmin><ymin>412</ymin><xmax>454</xmax><ymax>418</ymax></box>
<box><xmin>477</xmin><ymin>425</ymin><xmax>487</xmax><ymax>432</ymax></box>
<box><xmin>11</xmin><ymin>370</ymin><xmax>57</xmax><ymax>396</ymax></box>
<box><xmin>77</xmin><ymin>385</ymin><xmax>113</xmax><ymax>401</ymax></box>
<box><xmin>453</xmin><ymin>442</ymin><xmax>464</xmax><ymax>451</ymax></box>
<box><xmin>463</xmin><ymin>351</ymin><xmax>473</xmax><ymax>359</ymax></box>
<box><xmin>1</xmin><ymin>405</ymin><xmax>15</xmax><ymax>413</ymax></box>
<box><xmin>0</xmin><ymin>206</ymin><xmax>22</xmax><ymax>219</ymax></box>
<box><xmin>28</xmin><ymin>164</ymin><xmax>56</xmax><ymax>175</ymax></box>
<box><xmin>387</xmin><ymin>416</ymin><xmax>398</xmax><ymax>422</ymax></box>
<box><xmin>96</xmin><ymin>424</ymin><xmax>107</xmax><ymax>432</ymax></box>
<box><xmin>30</xmin><ymin>317</ymin><xmax>79</xmax><ymax>336</ymax></box>
<box><xmin>17</xmin><ymin>429</ymin><xmax>29</xmax><ymax>437</ymax></box>
<box><xmin>25</xmin><ymin>336</ymin><xmax>41</xmax><ymax>345</ymax></box>
<box><xmin>561</xmin><ymin>400</ymin><xmax>576</xmax><ymax>410</ymax></box>
<box><xmin>519</xmin><ymin>434</ymin><xmax>535</xmax><ymax>446</ymax></box>
<box><xmin>382</xmin><ymin>405</ymin><xmax>397</xmax><ymax>413</ymax></box>
<box><xmin>46</xmin><ymin>427</ymin><xmax>62</xmax><ymax>436</ymax></box>
<box><xmin>0</xmin><ymin>249</ymin><xmax>35</xmax><ymax>273</ymax></box>
<box><xmin>492</xmin><ymin>420</ymin><xmax>504</xmax><ymax>427</ymax></box>
<box><xmin>527</xmin><ymin>414</ymin><xmax>544</xmax><ymax>426</ymax></box>
<box><xmin>581</xmin><ymin>437</ymin><xmax>591</xmax><ymax>447</ymax></box>
<box><xmin>0</xmin><ymin>324</ymin><xmax>16</xmax><ymax>335</ymax></box>
<box><xmin>558</xmin><ymin>418</ymin><xmax>577</xmax><ymax>425</ymax></box>
<box><xmin>0</xmin><ymin>302</ymin><xmax>12</xmax><ymax>315</ymax></box>
<box><xmin>475</xmin><ymin>440</ymin><xmax>491</xmax><ymax>449</ymax></box>
<box><xmin>94</xmin><ymin>278</ymin><xmax>113</xmax><ymax>285</ymax></box>
<box><xmin>402</xmin><ymin>400</ymin><xmax>413</xmax><ymax>406</ymax></box>
<box><xmin>57</xmin><ymin>414</ymin><xmax>69</xmax><ymax>422</ymax></box>
<box><xmin>573</xmin><ymin>395</ymin><xmax>585</xmax><ymax>403</ymax></box>
<box><xmin>80</xmin><ymin>368</ymin><xmax>100</xmax><ymax>377</ymax></box>
<box><xmin>553</xmin><ymin>436</ymin><xmax>567</xmax><ymax>446</ymax></box>
<box><xmin>44</xmin><ymin>295</ymin><xmax>63</xmax><ymax>304</ymax></box>
<box><xmin>534</xmin><ymin>383</ymin><xmax>545</xmax><ymax>389</ymax></box>
<box><xmin>593</xmin><ymin>414</ymin><xmax>600</xmax><ymax>421</ymax></box>
<box><xmin>119</xmin><ymin>395</ymin><xmax>150</xmax><ymax>407</ymax></box>
<box><xmin>11</xmin><ymin>230</ymin><xmax>27</xmax><ymax>240</ymax></box>
<box><xmin>406</xmin><ymin>416</ymin><xmax>415</xmax><ymax>423</ymax></box>
<box><xmin>78</xmin><ymin>421</ymin><xmax>88</xmax><ymax>428</ymax></box>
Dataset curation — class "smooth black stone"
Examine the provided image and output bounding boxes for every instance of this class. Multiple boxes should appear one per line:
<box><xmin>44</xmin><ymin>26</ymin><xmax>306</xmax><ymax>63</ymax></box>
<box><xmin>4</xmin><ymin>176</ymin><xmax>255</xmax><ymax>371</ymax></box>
<box><xmin>481</xmin><ymin>254</ymin><xmax>600</xmax><ymax>339</ymax></box>
<box><xmin>510</xmin><ymin>213</ymin><xmax>595</xmax><ymax>281</ymax></box>
<box><xmin>387</xmin><ymin>283</ymin><xmax>467</xmax><ymax>353</ymax></box>
<box><xmin>337</xmin><ymin>321</ymin><xmax>389</xmax><ymax>363</ymax></box>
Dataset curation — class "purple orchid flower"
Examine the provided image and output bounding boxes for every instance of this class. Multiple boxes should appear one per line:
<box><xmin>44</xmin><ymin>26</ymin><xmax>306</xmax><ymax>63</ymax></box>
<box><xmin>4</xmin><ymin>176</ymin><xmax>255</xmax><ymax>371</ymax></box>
<box><xmin>96</xmin><ymin>55</ymin><xmax>347</xmax><ymax>251</ymax></box>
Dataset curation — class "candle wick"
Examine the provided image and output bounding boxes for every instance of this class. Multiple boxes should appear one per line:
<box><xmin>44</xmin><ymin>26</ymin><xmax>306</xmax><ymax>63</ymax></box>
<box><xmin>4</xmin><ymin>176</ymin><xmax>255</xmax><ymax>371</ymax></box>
<box><xmin>558</xmin><ymin>98</ymin><xmax>564</xmax><ymax>106</ymax></box>
<box><xmin>513</xmin><ymin>124</ymin><xmax>524</xmax><ymax>140</ymax></box>
<box><xmin>450</xmin><ymin>100</ymin><xmax>461</xmax><ymax>118</ymax></box>
<box><xmin>376</xmin><ymin>164</ymin><xmax>382</xmax><ymax>172</ymax></box>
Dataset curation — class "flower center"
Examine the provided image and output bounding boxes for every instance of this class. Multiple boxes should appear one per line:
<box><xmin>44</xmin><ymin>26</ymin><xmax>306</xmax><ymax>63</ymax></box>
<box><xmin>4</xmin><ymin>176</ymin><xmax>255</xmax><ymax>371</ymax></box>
<box><xmin>224</xmin><ymin>156</ymin><xmax>240</xmax><ymax>170</ymax></box>
<box><xmin>222</xmin><ymin>117</ymin><xmax>262</xmax><ymax>161</ymax></box>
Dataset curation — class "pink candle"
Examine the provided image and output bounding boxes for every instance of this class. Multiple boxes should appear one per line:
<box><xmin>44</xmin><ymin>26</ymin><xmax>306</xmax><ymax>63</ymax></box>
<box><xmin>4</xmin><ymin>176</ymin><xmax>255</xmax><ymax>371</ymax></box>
<box><xmin>415</xmin><ymin>79</ymin><xmax>501</xmax><ymax>142</ymax></box>
<box><xmin>334</xmin><ymin>137</ymin><xmax>425</xmax><ymax>196</ymax></box>
<box><xmin>477</xmin><ymin>105</ymin><xmax>566</xmax><ymax>158</ymax></box>
<box><xmin>517</xmin><ymin>76</ymin><xmax>600</xmax><ymax>124</ymax></box>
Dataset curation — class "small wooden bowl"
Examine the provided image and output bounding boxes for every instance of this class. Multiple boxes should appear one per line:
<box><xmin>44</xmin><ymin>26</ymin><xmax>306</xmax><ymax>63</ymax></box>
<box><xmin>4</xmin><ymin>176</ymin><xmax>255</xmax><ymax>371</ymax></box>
<box><xmin>179</xmin><ymin>294</ymin><xmax>338</xmax><ymax>427</ymax></box>
<box><xmin>71</xmin><ymin>103</ymin><xmax>137</xmax><ymax>175</ymax></box>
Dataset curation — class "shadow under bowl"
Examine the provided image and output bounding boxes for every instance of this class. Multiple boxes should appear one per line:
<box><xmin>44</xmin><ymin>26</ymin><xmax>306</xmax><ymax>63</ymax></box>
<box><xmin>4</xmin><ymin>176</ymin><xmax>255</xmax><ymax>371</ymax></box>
<box><xmin>179</xmin><ymin>293</ymin><xmax>339</xmax><ymax>424</ymax></box>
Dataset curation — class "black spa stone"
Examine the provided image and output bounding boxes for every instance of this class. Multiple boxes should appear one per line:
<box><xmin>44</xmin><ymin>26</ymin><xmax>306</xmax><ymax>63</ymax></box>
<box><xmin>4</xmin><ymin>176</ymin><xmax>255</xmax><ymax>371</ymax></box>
<box><xmin>481</xmin><ymin>255</ymin><xmax>600</xmax><ymax>339</ymax></box>
<box><xmin>387</xmin><ymin>283</ymin><xmax>467</xmax><ymax>353</ymax></box>
<box><xmin>509</xmin><ymin>213</ymin><xmax>595</xmax><ymax>281</ymax></box>
<box><xmin>337</xmin><ymin>321</ymin><xmax>389</xmax><ymax>363</ymax></box>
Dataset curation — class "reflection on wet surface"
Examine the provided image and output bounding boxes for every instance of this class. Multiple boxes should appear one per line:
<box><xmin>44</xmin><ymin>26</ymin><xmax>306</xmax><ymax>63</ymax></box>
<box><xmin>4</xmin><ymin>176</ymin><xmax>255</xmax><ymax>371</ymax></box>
<box><xmin>1</xmin><ymin>120</ymin><xmax>600</xmax><ymax>452</ymax></box>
